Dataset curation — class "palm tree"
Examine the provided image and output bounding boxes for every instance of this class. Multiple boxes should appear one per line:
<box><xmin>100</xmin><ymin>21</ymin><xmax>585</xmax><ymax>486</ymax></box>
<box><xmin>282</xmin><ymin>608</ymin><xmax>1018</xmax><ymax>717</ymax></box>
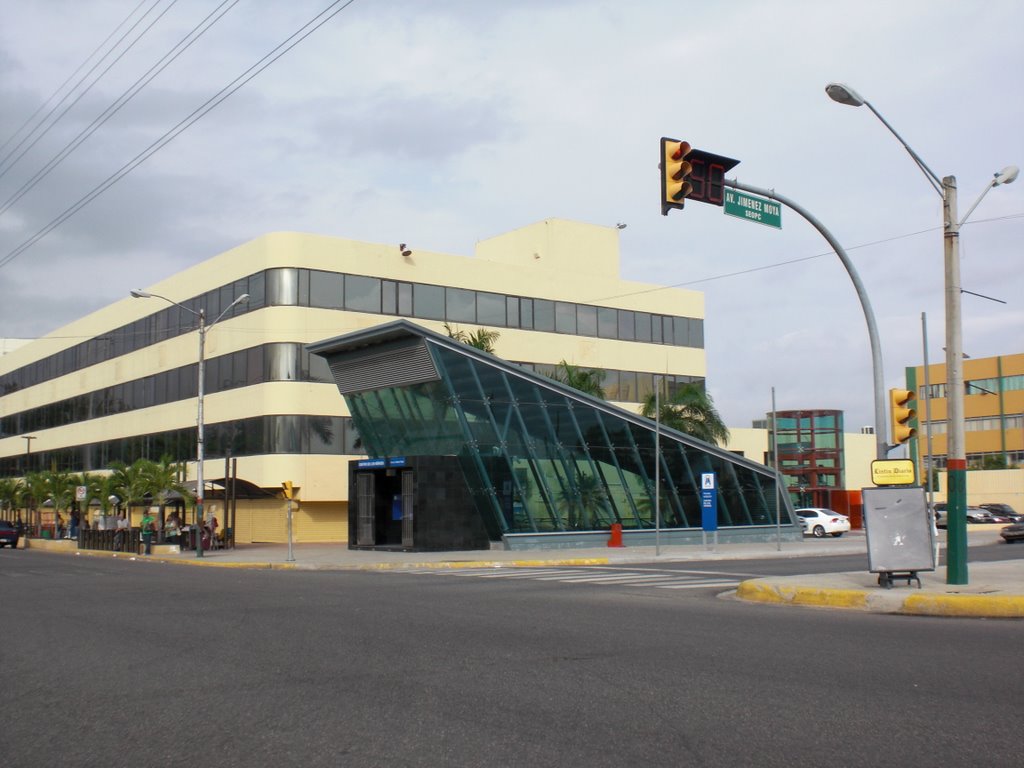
<box><xmin>557</xmin><ymin>470</ymin><xmax>609</xmax><ymax>530</ymax></box>
<box><xmin>40</xmin><ymin>469</ymin><xmax>76</xmax><ymax>536</ymax></box>
<box><xmin>443</xmin><ymin>323</ymin><xmax>500</xmax><ymax>353</ymax></box>
<box><xmin>74</xmin><ymin>471</ymin><xmax>124</xmax><ymax>525</ymax></box>
<box><xmin>109</xmin><ymin>458</ymin><xmax>157</xmax><ymax>521</ymax></box>
<box><xmin>0</xmin><ymin>477</ymin><xmax>24</xmax><ymax>523</ymax></box>
<box><xmin>25</xmin><ymin>471</ymin><xmax>50</xmax><ymax>535</ymax></box>
<box><xmin>146</xmin><ymin>455</ymin><xmax>193</xmax><ymax>521</ymax></box>
<box><xmin>641</xmin><ymin>383</ymin><xmax>729</xmax><ymax>447</ymax></box>
<box><xmin>549</xmin><ymin>361</ymin><xmax>606</xmax><ymax>399</ymax></box>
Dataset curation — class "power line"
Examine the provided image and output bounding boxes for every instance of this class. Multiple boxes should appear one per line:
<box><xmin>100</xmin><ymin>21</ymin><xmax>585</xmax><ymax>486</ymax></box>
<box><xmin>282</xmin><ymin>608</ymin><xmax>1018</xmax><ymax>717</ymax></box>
<box><xmin>0</xmin><ymin>0</ymin><xmax>173</xmax><ymax>182</ymax></box>
<box><xmin>0</xmin><ymin>0</ymin><xmax>362</xmax><ymax>272</ymax></box>
<box><xmin>0</xmin><ymin>0</ymin><xmax>151</xmax><ymax>160</ymax></box>
<box><xmin>596</xmin><ymin>214</ymin><xmax>1023</xmax><ymax>304</ymax></box>
<box><xmin>0</xmin><ymin>0</ymin><xmax>242</xmax><ymax>219</ymax></box>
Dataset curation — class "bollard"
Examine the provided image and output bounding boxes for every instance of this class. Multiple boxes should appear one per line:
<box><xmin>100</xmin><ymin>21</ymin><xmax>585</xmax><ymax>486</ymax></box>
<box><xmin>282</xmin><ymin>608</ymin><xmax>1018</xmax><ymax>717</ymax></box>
<box><xmin>607</xmin><ymin>522</ymin><xmax>624</xmax><ymax>548</ymax></box>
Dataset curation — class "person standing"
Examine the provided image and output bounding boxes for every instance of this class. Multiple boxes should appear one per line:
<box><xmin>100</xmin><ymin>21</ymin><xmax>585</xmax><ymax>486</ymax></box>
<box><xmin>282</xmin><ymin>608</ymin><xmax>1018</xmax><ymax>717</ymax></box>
<box><xmin>113</xmin><ymin>513</ymin><xmax>129</xmax><ymax>551</ymax></box>
<box><xmin>141</xmin><ymin>509</ymin><xmax>156</xmax><ymax>555</ymax></box>
<box><xmin>165</xmin><ymin>510</ymin><xmax>182</xmax><ymax>545</ymax></box>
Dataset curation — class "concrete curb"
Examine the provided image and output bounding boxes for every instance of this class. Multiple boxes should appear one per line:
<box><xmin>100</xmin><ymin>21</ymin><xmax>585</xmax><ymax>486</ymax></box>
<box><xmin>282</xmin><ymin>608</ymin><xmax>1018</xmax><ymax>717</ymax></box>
<box><xmin>735</xmin><ymin>579</ymin><xmax>1024</xmax><ymax>618</ymax></box>
<box><xmin>62</xmin><ymin>547</ymin><xmax>612</xmax><ymax>571</ymax></box>
<box><xmin>344</xmin><ymin>557</ymin><xmax>613</xmax><ymax>571</ymax></box>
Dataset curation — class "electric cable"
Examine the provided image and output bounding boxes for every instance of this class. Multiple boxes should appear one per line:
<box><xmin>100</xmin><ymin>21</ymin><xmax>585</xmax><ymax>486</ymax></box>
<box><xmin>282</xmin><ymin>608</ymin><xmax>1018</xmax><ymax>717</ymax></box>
<box><xmin>0</xmin><ymin>0</ymin><xmax>241</xmax><ymax>219</ymax></box>
<box><xmin>0</xmin><ymin>0</ymin><xmax>361</xmax><ymax>272</ymax></box>
<box><xmin>0</xmin><ymin>0</ymin><xmax>150</xmax><ymax>160</ymax></box>
<box><xmin>0</xmin><ymin>0</ymin><xmax>173</xmax><ymax>181</ymax></box>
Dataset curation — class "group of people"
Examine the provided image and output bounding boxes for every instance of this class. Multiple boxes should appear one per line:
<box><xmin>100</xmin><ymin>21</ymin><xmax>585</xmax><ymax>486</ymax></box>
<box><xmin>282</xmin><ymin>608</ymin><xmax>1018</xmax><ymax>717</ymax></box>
<box><xmin>109</xmin><ymin>509</ymin><xmax>221</xmax><ymax>554</ymax></box>
<box><xmin>53</xmin><ymin>510</ymin><xmax>82</xmax><ymax>540</ymax></box>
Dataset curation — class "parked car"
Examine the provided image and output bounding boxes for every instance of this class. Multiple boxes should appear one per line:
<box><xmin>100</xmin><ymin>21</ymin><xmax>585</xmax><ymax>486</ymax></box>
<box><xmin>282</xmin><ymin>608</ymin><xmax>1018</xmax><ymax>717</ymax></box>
<box><xmin>796</xmin><ymin>508</ymin><xmax>851</xmax><ymax>538</ymax></box>
<box><xmin>1000</xmin><ymin>521</ymin><xmax>1024</xmax><ymax>544</ymax></box>
<box><xmin>980</xmin><ymin>503</ymin><xmax>1023</xmax><ymax>523</ymax></box>
<box><xmin>965</xmin><ymin>506</ymin><xmax>997</xmax><ymax>524</ymax></box>
<box><xmin>0</xmin><ymin>519</ymin><xmax>20</xmax><ymax>548</ymax></box>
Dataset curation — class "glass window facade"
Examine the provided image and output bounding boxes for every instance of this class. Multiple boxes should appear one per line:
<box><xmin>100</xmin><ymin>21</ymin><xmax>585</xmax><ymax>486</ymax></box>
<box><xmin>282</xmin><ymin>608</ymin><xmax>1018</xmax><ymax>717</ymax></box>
<box><xmin>315</xmin><ymin>323</ymin><xmax>795</xmax><ymax>541</ymax></box>
<box><xmin>0</xmin><ymin>268</ymin><xmax>703</xmax><ymax>399</ymax></box>
<box><xmin>770</xmin><ymin>410</ymin><xmax>845</xmax><ymax>509</ymax></box>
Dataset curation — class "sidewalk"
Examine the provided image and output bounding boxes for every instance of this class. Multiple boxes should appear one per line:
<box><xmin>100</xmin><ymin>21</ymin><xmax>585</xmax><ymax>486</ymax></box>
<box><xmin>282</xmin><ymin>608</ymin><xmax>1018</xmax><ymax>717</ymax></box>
<box><xmin>33</xmin><ymin>529</ymin><xmax>1024</xmax><ymax>618</ymax></box>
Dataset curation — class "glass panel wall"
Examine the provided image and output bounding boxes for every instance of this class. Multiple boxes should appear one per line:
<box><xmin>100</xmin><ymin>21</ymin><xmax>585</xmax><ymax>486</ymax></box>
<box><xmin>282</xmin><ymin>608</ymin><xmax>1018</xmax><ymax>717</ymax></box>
<box><xmin>345</xmin><ymin>340</ymin><xmax>788</xmax><ymax>536</ymax></box>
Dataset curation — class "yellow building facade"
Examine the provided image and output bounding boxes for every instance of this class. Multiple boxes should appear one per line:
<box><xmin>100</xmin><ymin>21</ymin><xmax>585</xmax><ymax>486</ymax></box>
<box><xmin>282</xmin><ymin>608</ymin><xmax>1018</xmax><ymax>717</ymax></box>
<box><xmin>908</xmin><ymin>352</ymin><xmax>1024</xmax><ymax>470</ymax></box>
<box><xmin>0</xmin><ymin>220</ymin><xmax>709</xmax><ymax>543</ymax></box>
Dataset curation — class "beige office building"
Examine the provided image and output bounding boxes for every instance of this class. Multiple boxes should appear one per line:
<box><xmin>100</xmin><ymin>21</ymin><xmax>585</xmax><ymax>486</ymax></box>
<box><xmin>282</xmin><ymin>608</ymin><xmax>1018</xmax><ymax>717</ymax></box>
<box><xmin>0</xmin><ymin>219</ymin><xmax>710</xmax><ymax>543</ymax></box>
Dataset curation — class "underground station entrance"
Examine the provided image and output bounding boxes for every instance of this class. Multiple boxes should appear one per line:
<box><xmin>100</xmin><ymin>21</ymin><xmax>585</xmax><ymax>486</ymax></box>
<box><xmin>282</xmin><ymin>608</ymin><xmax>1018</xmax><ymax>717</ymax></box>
<box><xmin>348</xmin><ymin>456</ymin><xmax>492</xmax><ymax>551</ymax></box>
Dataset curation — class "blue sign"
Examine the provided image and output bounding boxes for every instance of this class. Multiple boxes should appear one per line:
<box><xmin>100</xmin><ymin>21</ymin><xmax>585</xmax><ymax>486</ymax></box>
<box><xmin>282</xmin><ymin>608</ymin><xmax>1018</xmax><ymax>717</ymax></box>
<box><xmin>356</xmin><ymin>457</ymin><xmax>407</xmax><ymax>469</ymax></box>
<box><xmin>700</xmin><ymin>472</ymin><xmax>718</xmax><ymax>532</ymax></box>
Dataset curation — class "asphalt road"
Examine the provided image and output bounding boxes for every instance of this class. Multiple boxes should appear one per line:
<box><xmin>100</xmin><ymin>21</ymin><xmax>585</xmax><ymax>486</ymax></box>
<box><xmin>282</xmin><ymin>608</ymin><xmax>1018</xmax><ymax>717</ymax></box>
<box><xmin>2</xmin><ymin>548</ymin><xmax>1020</xmax><ymax>768</ymax></box>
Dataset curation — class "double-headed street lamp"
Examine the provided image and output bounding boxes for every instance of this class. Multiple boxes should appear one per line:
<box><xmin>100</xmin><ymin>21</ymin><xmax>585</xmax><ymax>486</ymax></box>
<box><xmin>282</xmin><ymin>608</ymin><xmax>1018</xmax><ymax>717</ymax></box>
<box><xmin>826</xmin><ymin>82</ymin><xmax>1017</xmax><ymax>584</ymax></box>
<box><xmin>130</xmin><ymin>289</ymin><xmax>249</xmax><ymax>557</ymax></box>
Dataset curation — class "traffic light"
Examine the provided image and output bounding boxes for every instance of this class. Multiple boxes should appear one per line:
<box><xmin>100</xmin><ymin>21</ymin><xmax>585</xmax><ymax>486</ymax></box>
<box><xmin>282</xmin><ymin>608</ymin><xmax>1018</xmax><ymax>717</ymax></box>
<box><xmin>660</xmin><ymin>137</ymin><xmax>742</xmax><ymax>214</ymax></box>
<box><xmin>282</xmin><ymin>480</ymin><xmax>294</xmax><ymax>499</ymax></box>
<box><xmin>889</xmin><ymin>388</ymin><xmax>917</xmax><ymax>446</ymax></box>
<box><xmin>661</xmin><ymin>138</ymin><xmax>694</xmax><ymax>215</ymax></box>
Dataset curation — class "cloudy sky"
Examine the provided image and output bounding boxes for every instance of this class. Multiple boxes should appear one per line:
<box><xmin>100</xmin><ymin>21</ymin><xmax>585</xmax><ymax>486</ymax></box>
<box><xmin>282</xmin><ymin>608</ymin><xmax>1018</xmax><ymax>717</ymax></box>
<box><xmin>1</xmin><ymin>0</ymin><xmax>1021</xmax><ymax>432</ymax></box>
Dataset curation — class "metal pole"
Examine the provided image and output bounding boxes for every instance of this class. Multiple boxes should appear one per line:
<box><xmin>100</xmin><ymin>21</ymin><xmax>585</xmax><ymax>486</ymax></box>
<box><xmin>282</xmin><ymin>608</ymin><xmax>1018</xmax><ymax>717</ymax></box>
<box><xmin>943</xmin><ymin>177</ymin><xmax>968</xmax><ymax>584</ymax></box>
<box><xmin>726</xmin><ymin>179</ymin><xmax>888</xmax><ymax>461</ymax></box>
<box><xmin>23</xmin><ymin>435</ymin><xmax>36</xmax><ymax>532</ymax></box>
<box><xmin>922</xmin><ymin>313</ymin><xmax>938</xmax><ymax>567</ymax></box>
<box><xmin>997</xmin><ymin>357</ymin><xmax>1008</xmax><ymax>466</ymax></box>
<box><xmin>654</xmin><ymin>385</ymin><xmax>661</xmax><ymax>557</ymax></box>
<box><xmin>195</xmin><ymin>309</ymin><xmax>206</xmax><ymax>559</ymax></box>
<box><xmin>286</xmin><ymin>498</ymin><xmax>295</xmax><ymax>562</ymax></box>
<box><xmin>921</xmin><ymin>313</ymin><xmax>934</xmax><ymax>506</ymax></box>
<box><xmin>772</xmin><ymin>387</ymin><xmax>781</xmax><ymax>551</ymax></box>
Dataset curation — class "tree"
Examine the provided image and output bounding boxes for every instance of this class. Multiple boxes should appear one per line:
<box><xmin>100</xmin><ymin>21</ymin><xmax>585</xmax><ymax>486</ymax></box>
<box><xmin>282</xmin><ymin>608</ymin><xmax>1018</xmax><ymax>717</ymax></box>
<box><xmin>25</xmin><ymin>471</ymin><xmax>50</xmax><ymax>534</ymax></box>
<box><xmin>0</xmin><ymin>477</ymin><xmax>24</xmax><ymax>522</ymax></box>
<box><xmin>109</xmin><ymin>458</ymin><xmax>156</xmax><ymax>516</ymax></box>
<box><xmin>443</xmin><ymin>323</ymin><xmax>500</xmax><ymax>353</ymax></box>
<box><xmin>146</xmin><ymin>455</ymin><xmax>193</xmax><ymax>522</ymax></box>
<box><xmin>549</xmin><ymin>361</ymin><xmax>606</xmax><ymax>399</ymax></box>
<box><xmin>641</xmin><ymin>383</ymin><xmax>729</xmax><ymax>447</ymax></box>
<box><xmin>40</xmin><ymin>469</ymin><xmax>76</xmax><ymax>535</ymax></box>
<box><xmin>557</xmin><ymin>470</ymin><xmax>609</xmax><ymax>530</ymax></box>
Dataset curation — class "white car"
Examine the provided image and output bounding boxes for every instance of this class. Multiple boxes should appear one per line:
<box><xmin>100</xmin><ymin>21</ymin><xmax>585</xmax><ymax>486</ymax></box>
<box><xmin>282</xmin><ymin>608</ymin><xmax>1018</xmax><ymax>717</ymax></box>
<box><xmin>796</xmin><ymin>508</ymin><xmax>851</xmax><ymax>538</ymax></box>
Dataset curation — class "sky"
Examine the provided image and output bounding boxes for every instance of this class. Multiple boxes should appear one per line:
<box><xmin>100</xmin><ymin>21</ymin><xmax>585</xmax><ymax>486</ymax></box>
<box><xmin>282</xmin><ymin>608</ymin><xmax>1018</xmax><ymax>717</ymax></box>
<box><xmin>1</xmin><ymin>0</ymin><xmax>1022</xmax><ymax>433</ymax></box>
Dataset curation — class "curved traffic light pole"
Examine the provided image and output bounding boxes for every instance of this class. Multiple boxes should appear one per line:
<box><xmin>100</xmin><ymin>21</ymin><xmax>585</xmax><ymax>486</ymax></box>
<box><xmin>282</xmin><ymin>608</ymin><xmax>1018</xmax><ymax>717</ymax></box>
<box><xmin>724</xmin><ymin>179</ymin><xmax>889</xmax><ymax>464</ymax></box>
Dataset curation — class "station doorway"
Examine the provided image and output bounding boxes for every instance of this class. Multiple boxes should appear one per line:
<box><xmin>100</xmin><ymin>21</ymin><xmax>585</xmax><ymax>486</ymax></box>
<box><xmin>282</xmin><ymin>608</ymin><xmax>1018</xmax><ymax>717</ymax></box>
<box><xmin>348</xmin><ymin>456</ymin><xmax>492</xmax><ymax>551</ymax></box>
<box><xmin>354</xmin><ymin>467</ymin><xmax>413</xmax><ymax>548</ymax></box>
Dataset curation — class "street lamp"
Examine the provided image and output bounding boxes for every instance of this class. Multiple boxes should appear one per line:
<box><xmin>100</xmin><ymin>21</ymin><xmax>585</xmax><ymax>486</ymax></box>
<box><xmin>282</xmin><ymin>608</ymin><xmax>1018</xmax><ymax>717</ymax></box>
<box><xmin>826</xmin><ymin>82</ymin><xmax>1017</xmax><ymax>584</ymax></box>
<box><xmin>130</xmin><ymin>289</ymin><xmax>249</xmax><ymax>557</ymax></box>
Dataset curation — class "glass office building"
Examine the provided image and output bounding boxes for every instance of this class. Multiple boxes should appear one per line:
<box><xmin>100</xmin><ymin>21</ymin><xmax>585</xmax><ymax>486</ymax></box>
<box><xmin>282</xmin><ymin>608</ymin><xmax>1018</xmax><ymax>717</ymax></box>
<box><xmin>311</xmin><ymin>320</ymin><xmax>799</xmax><ymax>549</ymax></box>
<box><xmin>771</xmin><ymin>410</ymin><xmax>845</xmax><ymax>510</ymax></box>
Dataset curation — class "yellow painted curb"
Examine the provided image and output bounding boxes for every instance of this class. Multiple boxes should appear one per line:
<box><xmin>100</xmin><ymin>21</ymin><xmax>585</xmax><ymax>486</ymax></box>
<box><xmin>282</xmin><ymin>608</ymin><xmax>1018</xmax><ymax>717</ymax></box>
<box><xmin>901</xmin><ymin>594</ymin><xmax>1024</xmax><ymax>618</ymax></box>
<box><xmin>736</xmin><ymin>580</ymin><xmax>868</xmax><ymax>609</ymax></box>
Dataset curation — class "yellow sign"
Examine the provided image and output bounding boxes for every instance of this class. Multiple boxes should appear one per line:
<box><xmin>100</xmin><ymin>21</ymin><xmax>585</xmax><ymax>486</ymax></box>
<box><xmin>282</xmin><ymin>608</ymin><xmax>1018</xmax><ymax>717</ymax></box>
<box><xmin>871</xmin><ymin>459</ymin><xmax>916</xmax><ymax>486</ymax></box>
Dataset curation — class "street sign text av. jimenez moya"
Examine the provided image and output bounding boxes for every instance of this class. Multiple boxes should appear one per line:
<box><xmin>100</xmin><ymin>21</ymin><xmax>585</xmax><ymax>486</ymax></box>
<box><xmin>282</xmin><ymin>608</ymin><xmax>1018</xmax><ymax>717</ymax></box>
<box><xmin>724</xmin><ymin>188</ymin><xmax>782</xmax><ymax>229</ymax></box>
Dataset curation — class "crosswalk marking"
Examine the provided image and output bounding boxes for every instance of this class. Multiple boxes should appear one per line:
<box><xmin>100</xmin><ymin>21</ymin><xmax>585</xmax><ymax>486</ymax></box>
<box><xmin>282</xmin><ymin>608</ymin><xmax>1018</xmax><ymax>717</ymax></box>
<box><xmin>389</xmin><ymin>566</ymin><xmax>741</xmax><ymax>591</ymax></box>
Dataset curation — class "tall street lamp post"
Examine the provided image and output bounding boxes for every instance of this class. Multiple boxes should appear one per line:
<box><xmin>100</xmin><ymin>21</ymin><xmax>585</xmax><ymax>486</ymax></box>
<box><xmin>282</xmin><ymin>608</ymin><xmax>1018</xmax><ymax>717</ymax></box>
<box><xmin>130</xmin><ymin>290</ymin><xmax>249</xmax><ymax>557</ymax></box>
<box><xmin>22</xmin><ymin>435</ymin><xmax>36</xmax><ymax>530</ymax></box>
<box><xmin>826</xmin><ymin>82</ymin><xmax>1017</xmax><ymax>584</ymax></box>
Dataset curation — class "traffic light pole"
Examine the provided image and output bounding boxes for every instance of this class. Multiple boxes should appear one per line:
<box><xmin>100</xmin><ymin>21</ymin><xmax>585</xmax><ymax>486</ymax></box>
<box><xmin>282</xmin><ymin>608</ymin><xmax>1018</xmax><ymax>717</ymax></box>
<box><xmin>725</xmin><ymin>179</ymin><xmax>889</xmax><ymax>462</ymax></box>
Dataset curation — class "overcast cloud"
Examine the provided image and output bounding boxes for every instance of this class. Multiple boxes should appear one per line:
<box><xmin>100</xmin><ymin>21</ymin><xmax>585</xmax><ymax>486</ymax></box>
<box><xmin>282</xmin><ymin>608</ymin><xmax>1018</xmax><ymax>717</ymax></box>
<box><xmin>1</xmin><ymin>0</ymin><xmax>1021</xmax><ymax>433</ymax></box>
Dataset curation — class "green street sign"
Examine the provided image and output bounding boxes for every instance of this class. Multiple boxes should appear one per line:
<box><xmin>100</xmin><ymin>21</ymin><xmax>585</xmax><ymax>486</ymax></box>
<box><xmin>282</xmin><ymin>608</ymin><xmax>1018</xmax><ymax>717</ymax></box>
<box><xmin>723</xmin><ymin>189</ymin><xmax>782</xmax><ymax>229</ymax></box>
